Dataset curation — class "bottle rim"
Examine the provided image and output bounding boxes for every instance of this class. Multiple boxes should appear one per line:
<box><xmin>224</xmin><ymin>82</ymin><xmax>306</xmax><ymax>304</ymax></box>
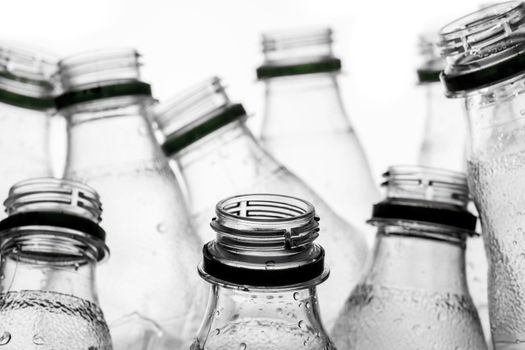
<box><xmin>200</xmin><ymin>193</ymin><xmax>328</xmax><ymax>289</ymax></box>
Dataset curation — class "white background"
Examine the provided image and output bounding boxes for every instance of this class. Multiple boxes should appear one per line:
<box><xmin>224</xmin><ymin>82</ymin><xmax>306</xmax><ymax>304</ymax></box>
<box><xmin>2</xmin><ymin>0</ymin><xmax>485</xmax><ymax>182</ymax></box>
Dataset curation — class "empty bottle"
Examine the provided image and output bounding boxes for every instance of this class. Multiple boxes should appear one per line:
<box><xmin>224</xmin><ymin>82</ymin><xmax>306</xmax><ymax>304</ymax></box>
<box><xmin>417</xmin><ymin>32</ymin><xmax>490</xmax><ymax>341</ymax></box>
<box><xmin>438</xmin><ymin>2</ymin><xmax>525</xmax><ymax>348</ymax></box>
<box><xmin>191</xmin><ymin>194</ymin><xmax>335</xmax><ymax>350</ymax></box>
<box><xmin>417</xmin><ymin>33</ymin><xmax>467</xmax><ymax>172</ymax></box>
<box><xmin>332</xmin><ymin>166</ymin><xmax>487</xmax><ymax>350</ymax></box>
<box><xmin>55</xmin><ymin>49</ymin><xmax>205</xmax><ymax>350</ymax></box>
<box><xmin>0</xmin><ymin>178</ymin><xmax>112</xmax><ymax>349</ymax></box>
<box><xmin>257</xmin><ymin>28</ymin><xmax>379</xmax><ymax>231</ymax></box>
<box><xmin>0</xmin><ymin>45</ymin><xmax>56</xmax><ymax>206</ymax></box>
<box><xmin>155</xmin><ymin>77</ymin><xmax>368</xmax><ymax>329</ymax></box>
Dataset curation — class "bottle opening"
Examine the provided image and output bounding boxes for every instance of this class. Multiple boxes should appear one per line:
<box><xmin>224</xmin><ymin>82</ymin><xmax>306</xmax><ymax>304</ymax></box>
<box><xmin>370</xmin><ymin>166</ymin><xmax>477</xmax><ymax>235</ymax></box>
<box><xmin>200</xmin><ymin>194</ymin><xmax>327</xmax><ymax>289</ymax></box>
<box><xmin>257</xmin><ymin>27</ymin><xmax>341</xmax><ymax>79</ymax></box>
<box><xmin>58</xmin><ymin>48</ymin><xmax>142</xmax><ymax>92</ymax></box>
<box><xmin>438</xmin><ymin>1</ymin><xmax>525</xmax><ymax>95</ymax></box>
<box><xmin>0</xmin><ymin>178</ymin><xmax>108</xmax><ymax>261</ymax></box>
<box><xmin>157</xmin><ymin>77</ymin><xmax>247</xmax><ymax>156</ymax></box>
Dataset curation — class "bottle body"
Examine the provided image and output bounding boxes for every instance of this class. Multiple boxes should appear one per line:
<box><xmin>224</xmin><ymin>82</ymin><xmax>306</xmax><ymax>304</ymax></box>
<box><xmin>173</xmin><ymin>120</ymin><xmax>367</xmax><ymax>329</ymax></box>
<box><xmin>63</xmin><ymin>98</ymin><xmax>205</xmax><ymax>349</ymax></box>
<box><xmin>260</xmin><ymin>73</ymin><xmax>379</xmax><ymax>231</ymax></box>
<box><xmin>332</xmin><ymin>228</ymin><xmax>486</xmax><ymax>350</ymax></box>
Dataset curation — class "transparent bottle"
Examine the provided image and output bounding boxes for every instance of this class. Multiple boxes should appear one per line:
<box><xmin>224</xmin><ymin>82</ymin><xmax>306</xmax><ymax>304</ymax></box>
<box><xmin>257</xmin><ymin>28</ymin><xmax>379</xmax><ymax>231</ymax></box>
<box><xmin>191</xmin><ymin>193</ymin><xmax>335</xmax><ymax>350</ymax></box>
<box><xmin>417</xmin><ymin>32</ymin><xmax>490</xmax><ymax>341</ymax></box>
<box><xmin>0</xmin><ymin>178</ymin><xmax>112</xmax><ymax>350</ymax></box>
<box><xmin>438</xmin><ymin>3</ymin><xmax>525</xmax><ymax>348</ymax></box>
<box><xmin>417</xmin><ymin>33</ymin><xmax>467</xmax><ymax>172</ymax></box>
<box><xmin>154</xmin><ymin>77</ymin><xmax>368</xmax><ymax>329</ymax></box>
<box><xmin>332</xmin><ymin>166</ymin><xmax>487</xmax><ymax>350</ymax></box>
<box><xmin>55</xmin><ymin>49</ymin><xmax>205</xmax><ymax>350</ymax></box>
<box><xmin>0</xmin><ymin>44</ymin><xmax>56</xmax><ymax>207</ymax></box>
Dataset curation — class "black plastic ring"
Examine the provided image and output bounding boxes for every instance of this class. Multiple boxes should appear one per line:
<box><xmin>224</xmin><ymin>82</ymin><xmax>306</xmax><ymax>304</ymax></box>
<box><xmin>55</xmin><ymin>81</ymin><xmax>152</xmax><ymax>109</ymax></box>
<box><xmin>441</xmin><ymin>50</ymin><xmax>525</xmax><ymax>93</ymax></box>
<box><xmin>0</xmin><ymin>88</ymin><xmax>54</xmax><ymax>110</ymax></box>
<box><xmin>371</xmin><ymin>202</ymin><xmax>477</xmax><ymax>232</ymax></box>
<box><xmin>162</xmin><ymin>103</ymin><xmax>247</xmax><ymax>156</ymax></box>
<box><xmin>257</xmin><ymin>58</ymin><xmax>342</xmax><ymax>79</ymax></box>
<box><xmin>0</xmin><ymin>211</ymin><xmax>106</xmax><ymax>242</ymax></box>
<box><xmin>201</xmin><ymin>244</ymin><xmax>325</xmax><ymax>287</ymax></box>
<box><xmin>417</xmin><ymin>69</ymin><xmax>441</xmax><ymax>83</ymax></box>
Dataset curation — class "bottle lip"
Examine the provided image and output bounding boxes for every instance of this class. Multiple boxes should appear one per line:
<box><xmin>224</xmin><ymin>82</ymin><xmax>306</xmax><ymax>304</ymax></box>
<box><xmin>0</xmin><ymin>42</ymin><xmax>57</xmax><ymax>108</ymax></box>
<box><xmin>200</xmin><ymin>194</ymin><xmax>328</xmax><ymax>288</ymax></box>
<box><xmin>257</xmin><ymin>27</ymin><xmax>341</xmax><ymax>79</ymax></box>
<box><xmin>0</xmin><ymin>178</ymin><xmax>108</xmax><ymax>261</ymax></box>
<box><xmin>157</xmin><ymin>77</ymin><xmax>248</xmax><ymax>155</ymax></box>
<box><xmin>371</xmin><ymin>165</ymin><xmax>477</xmax><ymax>235</ymax></box>
<box><xmin>438</xmin><ymin>1</ymin><xmax>525</xmax><ymax>95</ymax></box>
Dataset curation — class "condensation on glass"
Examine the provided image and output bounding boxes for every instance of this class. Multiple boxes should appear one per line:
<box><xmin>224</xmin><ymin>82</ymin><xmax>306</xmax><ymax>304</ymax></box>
<box><xmin>332</xmin><ymin>166</ymin><xmax>487</xmax><ymax>350</ymax></box>
<box><xmin>0</xmin><ymin>178</ymin><xmax>112</xmax><ymax>350</ymax></box>
<box><xmin>438</xmin><ymin>2</ymin><xmax>525</xmax><ymax>348</ymax></box>
<box><xmin>55</xmin><ymin>48</ymin><xmax>205</xmax><ymax>350</ymax></box>
<box><xmin>191</xmin><ymin>194</ymin><xmax>335</xmax><ymax>350</ymax></box>
<box><xmin>155</xmin><ymin>77</ymin><xmax>368</xmax><ymax>329</ymax></box>
<box><xmin>0</xmin><ymin>44</ymin><xmax>57</xmax><ymax>210</ymax></box>
<box><xmin>257</xmin><ymin>27</ymin><xmax>379</xmax><ymax>235</ymax></box>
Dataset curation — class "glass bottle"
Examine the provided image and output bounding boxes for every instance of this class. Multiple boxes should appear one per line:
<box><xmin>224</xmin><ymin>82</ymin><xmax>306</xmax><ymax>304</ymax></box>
<box><xmin>332</xmin><ymin>166</ymin><xmax>487</xmax><ymax>350</ymax></box>
<box><xmin>257</xmin><ymin>27</ymin><xmax>379</xmax><ymax>230</ymax></box>
<box><xmin>154</xmin><ymin>77</ymin><xmax>368</xmax><ymax>329</ymax></box>
<box><xmin>0</xmin><ymin>44</ymin><xmax>56</xmax><ymax>207</ymax></box>
<box><xmin>191</xmin><ymin>193</ymin><xmax>335</xmax><ymax>350</ymax></box>
<box><xmin>0</xmin><ymin>177</ymin><xmax>112</xmax><ymax>349</ymax></box>
<box><xmin>417</xmin><ymin>32</ymin><xmax>490</xmax><ymax>341</ymax></box>
<box><xmin>417</xmin><ymin>33</ymin><xmax>467</xmax><ymax>172</ymax></box>
<box><xmin>55</xmin><ymin>48</ymin><xmax>205</xmax><ymax>350</ymax></box>
<box><xmin>438</xmin><ymin>3</ymin><xmax>525</xmax><ymax>348</ymax></box>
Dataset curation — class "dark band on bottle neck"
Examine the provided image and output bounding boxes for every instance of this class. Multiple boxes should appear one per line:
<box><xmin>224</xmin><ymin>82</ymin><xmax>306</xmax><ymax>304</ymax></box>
<box><xmin>256</xmin><ymin>57</ymin><xmax>341</xmax><ymax>79</ymax></box>
<box><xmin>442</xmin><ymin>49</ymin><xmax>525</xmax><ymax>94</ymax></box>
<box><xmin>54</xmin><ymin>81</ymin><xmax>152</xmax><ymax>109</ymax></box>
<box><xmin>0</xmin><ymin>88</ymin><xmax>54</xmax><ymax>110</ymax></box>
<box><xmin>417</xmin><ymin>69</ymin><xmax>441</xmax><ymax>84</ymax></box>
<box><xmin>370</xmin><ymin>201</ymin><xmax>477</xmax><ymax>234</ymax></box>
<box><xmin>161</xmin><ymin>103</ymin><xmax>247</xmax><ymax>156</ymax></box>
<box><xmin>200</xmin><ymin>243</ymin><xmax>327</xmax><ymax>287</ymax></box>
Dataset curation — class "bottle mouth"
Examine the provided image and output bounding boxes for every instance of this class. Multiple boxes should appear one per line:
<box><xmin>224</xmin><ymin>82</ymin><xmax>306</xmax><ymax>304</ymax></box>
<box><xmin>417</xmin><ymin>33</ymin><xmax>445</xmax><ymax>83</ymax></box>
<box><xmin>370</xmin><ymin>166</ymin><xmax>477</xmax><ymax>235</ymax></box>
<box><xmin>58</xmin><ymin>48</ymin><xmax>142</xmax><ymax>92</ymax></box>
<box><xmin>257</xmin><ymin>27</ymin><xmax>341</xmax><ymax>79</ymax></box>
<box><xmin>0</xmin><ymin>42</ymin><xmax>57</xmax><ymax>108</ymax></box>
<box><xmin>438</xmin><ymin>1</ymin><xmax>525</xmax><ymax>95</ymax></box>
<box><xmin>157</xmin><ymin>77</ymin><xmax>248</xmax><ymax>156</ymax></box>
<box><xmin>0</xmin><ymin>178</ymin><xmax>108</xmax><ymax>261</ymax></box>
<box><xmin>199</xmin><ymin>194</ymin><xmax>328</xmax><ymax>289</ymax></box>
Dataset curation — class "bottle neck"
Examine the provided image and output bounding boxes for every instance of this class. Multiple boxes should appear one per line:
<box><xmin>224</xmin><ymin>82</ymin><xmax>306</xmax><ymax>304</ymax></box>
<box><xmin>171</xmin><ymin>120</ymin><xmax>280</xmax><ymax>217</ymax></box>
<box><xmin>0</xmin><ymin>230</ymin><xmax>100</xmax><ymax>304</ymax></box>
<box><xmin>63</xmin><ymin>95</ymin><xmax>166</xmax><ymax>174</ymax></box>
<box><xmin>365</xmin><ymin>225</ymin><xmax>468</xmax><ymax>294</ymax></box>
<box><xmin>261</xmin><ymin>72</ymin><xmax>350</xmax><ymax>135</ymax></box>
<box><xmin>194</xmin><ymin>284</ymin><xmax>332</xmax><ymax>349</ymax></box>
<box><xmin>419</xmin><ymin>82</ymin><xmax>467</xmax><ymax>171</ymax></box>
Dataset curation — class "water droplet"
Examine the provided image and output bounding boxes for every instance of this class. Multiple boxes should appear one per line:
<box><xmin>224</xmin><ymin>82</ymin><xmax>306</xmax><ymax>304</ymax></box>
<box><xmin>276</xmin><ymin>307</ymin><xmax>283</xmax><ymax>314</ymax></box>
<box><xmin>239</xmin><ymin>343</ymin><xmax>247</xmax><ymax>350</ymax></box>
<box><xmin>303</xmin><ymin>340</ymin><xmax>308</xmax><ymax>346</ymax></box>
<box><xmin>412</xmin><ymin>324</ymin><xmax>422</xmax><ymax>335</ymax></box>
<box><xmin>0</xmin><ymin>332</ymin><xmax>11</xmax><ymax>345</ymax></box>
<box><xmin>305</xmin><ymin>301</ymin><xmax>310</xmax><ymax>309</ymax></box>
<box><xmin>265</xmin><ymin>260</ymin><xmax>275</xmax><ymax>270</ymax></box>
<box><xmin>74</xmin><ymin>263</ymin><xmax>80</xmax><ymax>271</ymax></box>
<box><xmin>215</xmin><ymin>310</ymin><xmax>220</xmax><ymax>317</ymax></box>
<box><xmin>298</xmin><ymin>320</ymin><xmax>306</xmax><ymax>330</ymax></box>
<box><xmin>0</xmin><ymin>275</ymin><xmax>4</xmax><ymax>281</ymax></box>
<box><xmin>33</xmin><ymin>335</ymin><xmax>44</xmax><ymax>345</ymax></box>
<box><xmin>157</xmin><ymin>223</ymin><xmax>166</xmax><ymax>233</ymax></box>
<box><xmin>214</xmin><ymin>328</ymin><xmax>220</xmax><ymax>335</ymax></box>
<box><xmin>437</xmin><ymin>312</ymin><xmax>447</xmax><ymax>321</ymax></box>
<box><xmin>293</xmin><ymin>292</ymin><xmax>300</xmax><ymax>301</ymax></box>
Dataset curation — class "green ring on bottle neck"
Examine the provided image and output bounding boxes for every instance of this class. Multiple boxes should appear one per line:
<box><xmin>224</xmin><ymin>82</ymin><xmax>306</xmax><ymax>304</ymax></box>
<box><xmin>161</xmin><ymin>103</ymin><xmax>247</xmax><ymax>156</ymax></box>
<box><xmin>417</xmin><ymin>69</ymin><xmax>441</xmax><ymax>83</ymax></box>
<box><xmin>0</xmin><ymin>87</ymin><xmax>54</xmax><ymax>110</ymax></box>
<box><xmin>256</xmin><ymin>57</ymin><xmax>341</xmax><ymax>79</ymax></box>
<box><xmin>54</xmin><ymin>81</ymin><xmax>152</xmax><ymax>110</ymax></box>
